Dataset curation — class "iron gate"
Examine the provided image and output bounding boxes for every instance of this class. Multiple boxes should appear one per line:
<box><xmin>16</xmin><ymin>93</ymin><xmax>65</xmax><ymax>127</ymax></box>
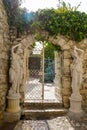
<box><xmin>25</xmin><ymin>42</ymin><xmax>62</xmax><ymax>102</ymax></box>
<box><xmin>25</xmin><ymin>42</ymin><xmax>44</xmax><ymax>101</ymax></box>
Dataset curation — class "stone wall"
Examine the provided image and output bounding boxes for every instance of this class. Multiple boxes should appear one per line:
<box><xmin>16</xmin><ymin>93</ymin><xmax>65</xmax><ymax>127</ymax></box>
<box><xmin>0</xmin><ymin>0</ymin><xmax>10</xmax><ymax>112</ymax></box>
<box><xmin>79</xmin><ymin>39</ymin><xmax>87</xmax><ymax>107</ymax></box>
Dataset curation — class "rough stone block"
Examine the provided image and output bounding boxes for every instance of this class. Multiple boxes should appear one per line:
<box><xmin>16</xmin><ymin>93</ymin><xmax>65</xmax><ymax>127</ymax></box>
<box><xmin>0</xmin><ymin>10</ymin><xmax>3</xmax><ymax>18</ymax></box>
<box><xmin>63</xmin><ymin>51</ymin><xmax>72</xmax><ymax>59</ymax></box>
<box><xmin>3</xmin><ymin>111</ymin><xmax>21</xmax><ymax>122</ymax></box>
<box><xmin>0</xmin><ymin>35</ymin><xmax>3</xmax><ymax>44</ymax></box>
<box><xmin>62</xmin><ymin>77</ymin><xmax>71</xmax><ymax>88</ymax></box>
<box><xmin>62</xmin><ymin>44</ymin><xmax>70</xmax><ymax>50</ymax></box>
<box><xmin>63</xmin><ymin>67</ymin><xmax>70</xmax><ymax>75</ymax></box>
<box><xmin>0</xmin><ymin>111</ymin><xmax>3</xmax><ymax>120</ymax></box>
<box><xmin>62</xmin><ymin>88</ymin><xmax>71</xmax><ymax>96</ymax></box>
<box><xmin>63</xmin><ymin>59</ymin><xmax>71</xmax><ymax>67</ymax></box>
<box><xmin>63</xmin><ymin>96</ymin><xmax>70</xmax><ymax>108</ymax></box>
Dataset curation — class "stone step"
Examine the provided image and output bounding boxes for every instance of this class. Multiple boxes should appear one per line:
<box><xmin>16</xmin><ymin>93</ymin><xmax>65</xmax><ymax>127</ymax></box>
<box><xmin>22</xmin><ymin>109</ymin><xmax>68</xmax><ymax>120</ymax></box>
<box><xmin>23</xmin><ymin>102</ymin><xmax>63</xmax><ymax>110</ymax></box>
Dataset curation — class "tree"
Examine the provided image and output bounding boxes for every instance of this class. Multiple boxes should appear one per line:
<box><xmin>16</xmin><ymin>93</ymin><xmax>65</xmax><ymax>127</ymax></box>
<box><xmin>31</xmin><ymin>9</ymin><xmax>87</xmax><ymax>41</ymax></box>
<box><xmin>3</xmin><ymin>0</ymin><xmax>28</xmax><ymax>36</ymax></box>
<box><xmin>3</xmin><ymin>0</ymin><xmax>87</xmax><ymax>41</ymax></box>
<box><xmin>3</xmin><ymin>0</ymin><xmax>23</xmax><ymax>24</ymax></box>
<box><xmin>57</xmin><ymin>0</ymin><xmax>81</xmax><ymax>13</ymax></box>
<box><xmin>44</xmin><ymin>58</ymin><xmax>55</xmax><ymax>83</ymax></box>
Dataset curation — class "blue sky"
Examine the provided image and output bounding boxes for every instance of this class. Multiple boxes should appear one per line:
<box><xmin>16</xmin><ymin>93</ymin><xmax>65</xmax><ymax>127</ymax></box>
<box><xmin>21</xmin><ymin>0</ymin><xmax>87</xmax><ymax>13</ymax></box>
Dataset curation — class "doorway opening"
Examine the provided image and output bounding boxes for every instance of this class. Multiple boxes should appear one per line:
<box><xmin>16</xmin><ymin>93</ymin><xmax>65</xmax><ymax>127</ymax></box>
<box><xmin>25</xmin><ymin>41</ymin><xmax>62</xmax><ymax>103</ymax></box>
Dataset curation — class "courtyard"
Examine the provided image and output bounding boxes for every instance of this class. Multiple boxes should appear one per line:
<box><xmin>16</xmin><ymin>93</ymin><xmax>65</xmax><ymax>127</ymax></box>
<box><xmin>0</xmin><ymin>113</ymin><xmax>87</xmax><ymax>130</ymax></box>
<box><xmin>0</xmin><ymin>0</ymin><xmax>87</xmax><ymax>130</ymax></box>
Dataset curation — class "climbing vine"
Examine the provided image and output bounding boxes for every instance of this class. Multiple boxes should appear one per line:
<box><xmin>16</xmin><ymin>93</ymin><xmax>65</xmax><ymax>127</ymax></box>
<box><xmin>44</xmin><ymin>42</ymin><xmax>61</xmax><ymax>61</ymax></box>
<box><xmin>31</xmin><ymin>9</ymin><xmax>87</xmax><ymax>42</ymax></box>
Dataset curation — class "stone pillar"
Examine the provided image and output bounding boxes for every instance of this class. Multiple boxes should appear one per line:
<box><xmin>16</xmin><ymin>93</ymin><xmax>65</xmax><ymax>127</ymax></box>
<box><xmin>7</xmin><ymin>94</ymin><xmax>21</xmax><ymax>113</ymax></box>
<box><xmin>54</xmin><ymin>51</ymin><xmax>62</xmax><ymax>101</ymax></box>
<box><xmin>69</xmin><ymin>95</ymin><xmax>82</xmax><ymax>113</ymax></box>
<box><xmin>3</xmin><ymin>93</ymin><xmax>21</xmax><ymax>122</ymax></box>
<box><xmin>26</xmin><ymin>49</ymin><xmax>31</xmax><ymax>81</ymax></box>
<box><xmin>62</xmin><ymin>58</ymin><xmax>71</xmax><ymax>108</ymax></box>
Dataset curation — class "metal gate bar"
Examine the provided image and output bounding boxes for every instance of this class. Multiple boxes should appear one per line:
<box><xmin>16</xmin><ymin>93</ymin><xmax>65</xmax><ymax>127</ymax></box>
<box><xmin>25</xmin><ymin>42</ymin><xmax>44</xmax><ymax>101</ymax></box>
<box><xmin>42</xmin><ymin>43</ymin><xmax>44</xmax><ymax>100</ymax></box>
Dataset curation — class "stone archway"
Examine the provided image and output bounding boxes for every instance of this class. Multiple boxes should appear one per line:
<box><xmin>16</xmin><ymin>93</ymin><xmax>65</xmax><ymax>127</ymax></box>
<box><xmin>2</xmin><ymin>33</ymin><xmax>87</xmax><ymax>124</ymax></box>
<box><xmin>20</xmin><ymin>34</ymin><xmax>76</xmax><ymax>108</ymax></box>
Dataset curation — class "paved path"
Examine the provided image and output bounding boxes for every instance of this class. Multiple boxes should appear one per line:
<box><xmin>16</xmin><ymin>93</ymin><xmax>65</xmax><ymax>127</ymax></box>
<box><xmin>0</xmin><ymin>109</ymin><xmax>87</xmax><ymax>130</ymax></box>
<box><xmin>0</xmin><ymin>113</ymin><xmax>87</xmax><ymax>130</ymax></box>
<box><xmin>14</xmin><ymin>115</ymin><xmax>87</xmax><ymax>130</ymax></box>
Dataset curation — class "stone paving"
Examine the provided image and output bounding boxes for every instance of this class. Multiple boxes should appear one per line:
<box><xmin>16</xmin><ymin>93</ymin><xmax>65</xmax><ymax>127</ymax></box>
<box><xmin>14</xmin><ymin>115</ymin><xmax>87</xmax><ymax>130</ymax></box>
<box><xmin>17</xmin><ymin>78</ymin><xmax>87</xmax><ymax>130</ymax></box>
<box><xmin>14</xmin><ymin>117</ymin><xmax>72</xmax><ymax>130</ymax></box>
<box><xmin>0</xmin><ymin>113</ymin><xmax>87</xmax><ymax>130</ymax></box>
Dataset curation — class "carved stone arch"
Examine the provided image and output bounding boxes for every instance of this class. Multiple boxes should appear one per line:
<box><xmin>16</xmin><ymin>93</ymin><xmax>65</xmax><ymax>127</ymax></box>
<box><xmin>20</xmin><ymin>34</ymin><xmax>87</xmax><ymax>108</ymax></box>
<box><xmin>20</xmin><ymin>34</ymin><xmax>76</xmax><ymax>108</ymax></box>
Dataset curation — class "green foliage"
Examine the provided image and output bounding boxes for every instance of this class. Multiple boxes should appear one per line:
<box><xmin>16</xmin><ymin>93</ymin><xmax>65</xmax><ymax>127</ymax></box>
<box><xmin>3</xmin><ymin>0</ymin><xmax>22</xmax><ymax>25</ymax></box>
<box><xmin>44</xmin><ymin>58</ymin><xmax>55</xmax><ymax>83</ymax></box>
<box><xmin>44</xmin><ymin>42</ymin><xmax>60</xmax><ymax>83</ymax></box>
<box><xmin>3</xmin><ymin>0</ymin><xmax>30</xmax><ymax>36</ymax></box>
<box><xmin>57</xmin><ymin>0</ymin><xmax>81</xmax><ymax>13</ymax></box>
<box><xmin>32</xmin><ymin>9</ymin><xmax>87</xmax><ymax>41</ymax></box>
<box><xmin>3</xmin><ymin>0</ymin><xmax>87</xmax><ymax>41</ymax></box>
<box><xmin>44</xmin><ymin>42</ymin><xmax>61</xmax><ymax>61</ymax></box>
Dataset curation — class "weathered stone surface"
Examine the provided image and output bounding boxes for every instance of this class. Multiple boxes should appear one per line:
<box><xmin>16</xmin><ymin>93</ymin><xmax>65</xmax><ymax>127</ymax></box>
<box><xmin>68</xmin><ymin>40</ymin><xmax>75</xmax><ymax>48</ymax></box>
<box><xmin>3</xmin><ymin>112</ymin><xmax>21</xmax><ymax>122</ymax></box>
<box><xmin>62</xmin><ymin>88</ymin><xmax>71</xmax><ymax>96</ymax></box>
<box><xmin>84</xmin><ymin>53</ymin><xmax>87</xmax><ymax>60</ymax></box>
<box><xmin>62</xmin><ymin>44</ymin><xmax>71</xmax><ymax>50</ymax></box>
<box><xmin>0</xmin><ymin>10</ymin><xmax>3</xmax><ymax>18</ymax></box>
<box><xmin>62</xmin><ymin>78</ymin><xmax>71</xmax><ymax>87</ymax></box>
<box><xmin>63</xmin><ymin>67</ymin><xmax>70</xmax><ymax>75</ymax></box>
<box><xmin>62</xmin><ymin>76</ymin><xmax>71</xmax><ymax>85</ymax></box>
<box><xmin>63</xmin><ymin>59</ymin><xmax>71</xmax><ymax>68</ymax></box>
<box><xmin>63</xmin><ymin>51</ymin><xmax>72</xmax><ymax>59</ymax></box>
<box><xmin>82</xmin><ymin>83</ymin><xmax>87</xmax><ymax>89</ymax></box>
<box><xmin>63</xmin><ymin>96</ymin><xmax>70</xmax><ymax>108</ymax></box>
<box><xmin>0</xmin><ymin>1</ymin><xmax>10</xmax><ymax>113</ymax></box>
<box><xmin>57</xmin><ymin>38</ymin><xmax>66</xmax><ymax>47</ymax></box>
